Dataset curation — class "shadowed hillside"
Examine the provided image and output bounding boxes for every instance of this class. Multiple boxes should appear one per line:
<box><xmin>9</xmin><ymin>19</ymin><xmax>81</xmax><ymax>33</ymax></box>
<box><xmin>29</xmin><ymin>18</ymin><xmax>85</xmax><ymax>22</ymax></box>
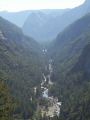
<box><xmin>0</xmin><ymin>16</ymin><xmax>44</xmax><ymax>119</ymax></box>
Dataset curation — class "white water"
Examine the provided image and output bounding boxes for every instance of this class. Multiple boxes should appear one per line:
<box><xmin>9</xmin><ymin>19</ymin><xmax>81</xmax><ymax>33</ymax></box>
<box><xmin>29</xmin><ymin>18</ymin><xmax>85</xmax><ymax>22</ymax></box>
<box><xmin>43</xmin><ymin>88</ymin><xmax>49</xmax><ymax>98</ymax></box>
<box><xmin>41</xmin><ymin>60</ymin><xmax>61</xmax><ymax>118</ymax></box>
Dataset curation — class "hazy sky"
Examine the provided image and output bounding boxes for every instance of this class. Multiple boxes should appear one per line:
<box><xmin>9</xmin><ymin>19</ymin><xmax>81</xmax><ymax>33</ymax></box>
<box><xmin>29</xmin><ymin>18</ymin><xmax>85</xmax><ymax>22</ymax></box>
<box><xmin>0</xmin><ymin>0</ymin><xmax>85</xmax><ymax>12</ymax></box>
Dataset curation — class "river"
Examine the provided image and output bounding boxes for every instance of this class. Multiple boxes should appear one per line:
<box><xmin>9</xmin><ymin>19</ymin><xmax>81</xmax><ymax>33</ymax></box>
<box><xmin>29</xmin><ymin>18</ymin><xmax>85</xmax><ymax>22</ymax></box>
<box><xmin>40</xmin><ymin>58</ymin><xmax>62</xmax><ymax>118</ymax></box>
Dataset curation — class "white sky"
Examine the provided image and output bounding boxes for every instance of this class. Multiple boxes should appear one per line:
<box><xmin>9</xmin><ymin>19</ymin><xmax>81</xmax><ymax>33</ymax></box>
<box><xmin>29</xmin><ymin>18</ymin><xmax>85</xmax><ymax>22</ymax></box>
<box><xmin>0</xmin><ymin>0</ymin><xmax>85</xmax><ymax>12</ymax></box>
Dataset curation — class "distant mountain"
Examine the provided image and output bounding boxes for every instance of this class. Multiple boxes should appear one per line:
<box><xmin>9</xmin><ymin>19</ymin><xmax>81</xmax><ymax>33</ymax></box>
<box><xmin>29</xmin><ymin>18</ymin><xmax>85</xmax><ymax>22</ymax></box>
<box><xmin>52</xmin><ymin>0</ymin><xmax>90</xmax><ymax>34</ymax></box>
<box><xmin>23</xmin><ymin>0</ymin><xmax>90</xmax><ymax>43</ymax></box>
<box><xmin>0</xmin><ymin>17</ymin><xmax>44</xmax><ymax>119</ymax></box>
<box><xmin>0</xmin><ymin>10</ymin><xmax>30</xmax><ymax>27</ymax></box>
<box><xmin>0</xmin><ymin>9</ymin><xmax>69</xmax><ymax>28</ymax></box>
<box><xmin>22</xmin><ymin>9</ymin><xmax>70</xmax><ymax>42</ymax></box>
<box><xmin>0</xmin><ymin>1</ymin><xmax>89</xmax><ymax>43</ymax></box>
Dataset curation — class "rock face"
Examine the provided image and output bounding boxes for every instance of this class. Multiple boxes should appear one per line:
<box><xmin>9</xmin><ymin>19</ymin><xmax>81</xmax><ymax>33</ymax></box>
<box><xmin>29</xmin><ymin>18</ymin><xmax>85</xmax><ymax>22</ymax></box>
<box><xmin>0</xmin><ymin>30</ymin><xmax>7</xmax><ymax>40</ymax></box>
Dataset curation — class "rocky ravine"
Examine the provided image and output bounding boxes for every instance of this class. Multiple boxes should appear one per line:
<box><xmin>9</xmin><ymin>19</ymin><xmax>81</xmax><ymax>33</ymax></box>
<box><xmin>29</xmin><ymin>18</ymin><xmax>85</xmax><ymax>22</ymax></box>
<box><xmin>38</xmin><ymin>58</ymin><xmax>62</xmax><ymax>118</ymax></box>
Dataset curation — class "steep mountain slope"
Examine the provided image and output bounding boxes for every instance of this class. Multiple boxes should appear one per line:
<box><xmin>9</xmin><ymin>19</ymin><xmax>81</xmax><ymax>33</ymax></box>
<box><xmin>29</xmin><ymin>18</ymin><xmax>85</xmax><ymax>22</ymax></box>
<box><xmin>48</xmin><ymin>0</ymin><xmax>90</xmax><ymax>39</ymax></box>
<box><xmin>22</xmin><ymin>9</ymin><xmax>70</xmax><ymax>42</ymax></box>
<box><xmin>23</xmin><ymin>0</ymin><xmax>90</xmax><ymax>42</ymax></box>
<box><xmin>49</xmin><ymin>44</ymin><xmax>90</xmax><ymax>120</ymax></box>
<box><xmin>48</xmin><ymin>14</ymin><xmax>90</xmax><ymax>120</ymax></box>
<box><xmin>49</xmin><ymin>13</ymin><xmax>90</xmax><ymax>75</ymax></box>
<box><xmin>0</xmin><ymin>17</ymin><xmax>44</xmax><ymax>119</ymax></box>
<box><xmin>72</xmin><ymin>43</ymin><xmax>90</xmax><ymax>75</ymax></box>
<box><xmin>59</xmin><ymin>44</ymin><xmax>90</xmax><ymax>120</ymax></box>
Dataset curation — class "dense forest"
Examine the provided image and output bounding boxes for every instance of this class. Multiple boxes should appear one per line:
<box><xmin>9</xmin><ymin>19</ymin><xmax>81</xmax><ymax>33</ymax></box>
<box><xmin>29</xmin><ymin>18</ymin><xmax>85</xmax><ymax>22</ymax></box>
<box><xmin>0</xmin><ymin>17</ymin><xmax>45</xmax><ymax>119</ymax></box>
<box><xmin>48</xmin><ymin>14</ymin><xmax>90</xmax><ymax>120</ymax></box>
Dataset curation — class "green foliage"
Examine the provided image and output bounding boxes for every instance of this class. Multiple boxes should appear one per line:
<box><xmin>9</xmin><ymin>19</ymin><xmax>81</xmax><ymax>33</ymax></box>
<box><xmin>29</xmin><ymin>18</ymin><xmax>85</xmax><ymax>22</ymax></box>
<box><xmin>49</xmin><ymin>45</ymin><xmax>90</xmax><ymax>120</ymax></box>
<box><xmin>49</xmin><ymin>14</ymin><xmax>90</xmax><ymax>76</ymax></box>
<box><xmin>0</xmin><ymin>80</ymin><xmax>23</xmax><ymax>120</ymax></box>
<box><xmin>48</xmin><ymin>14</ymin><xmax>90</xmax><ymax>120</ymax></box>
<box><xmin>0</xmin><ymin>17</ymin><xmax>45</xmax><ymax>119</ymax></box>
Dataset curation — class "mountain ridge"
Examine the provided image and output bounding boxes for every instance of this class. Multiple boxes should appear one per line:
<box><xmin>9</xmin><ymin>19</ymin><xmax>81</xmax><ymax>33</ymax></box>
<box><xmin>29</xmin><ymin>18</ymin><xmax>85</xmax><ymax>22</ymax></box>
<box><xmin>23</xmin><ymin>0</ymin><xmax>90</xmax><ymax>42</ymax></box>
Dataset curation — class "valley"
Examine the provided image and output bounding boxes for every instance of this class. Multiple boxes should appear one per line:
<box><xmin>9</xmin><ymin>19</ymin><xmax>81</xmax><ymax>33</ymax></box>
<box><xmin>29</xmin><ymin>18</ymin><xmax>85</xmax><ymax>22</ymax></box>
<box><xmin>30</xmin><ymin>49</ymin><xmax>62</xmax><ymax>119</ymax></box>
<box><xmin>39</xmin><ymin>59</ymin><xmax>61</xmax><ymax>118</ymax></box>
<box><xmin>0</xmin><ymin>0</ymin><xmax>90</xmax><ymax>120</ymax></box>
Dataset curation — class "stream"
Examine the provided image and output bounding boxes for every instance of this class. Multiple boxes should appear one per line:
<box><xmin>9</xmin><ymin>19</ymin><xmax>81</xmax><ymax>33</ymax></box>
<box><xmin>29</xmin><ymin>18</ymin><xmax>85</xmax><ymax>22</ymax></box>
<box><xmin>33</xmin><ymin>49</ymin><xmax>62</xmax><ymax>118</ymax></box>
<box><xmin>40</xmin><ymin>58</ymin><xmax>62</xmax><ymax>118</ymax></box>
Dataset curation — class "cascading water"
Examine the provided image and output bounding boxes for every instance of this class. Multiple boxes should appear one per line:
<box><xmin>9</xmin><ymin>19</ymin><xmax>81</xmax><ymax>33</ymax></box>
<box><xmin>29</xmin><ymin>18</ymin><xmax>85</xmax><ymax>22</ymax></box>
<box><xmin>40</xmin><ymin>58</ymin><xmax>62</xmax><ymax>118</ymax></box>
